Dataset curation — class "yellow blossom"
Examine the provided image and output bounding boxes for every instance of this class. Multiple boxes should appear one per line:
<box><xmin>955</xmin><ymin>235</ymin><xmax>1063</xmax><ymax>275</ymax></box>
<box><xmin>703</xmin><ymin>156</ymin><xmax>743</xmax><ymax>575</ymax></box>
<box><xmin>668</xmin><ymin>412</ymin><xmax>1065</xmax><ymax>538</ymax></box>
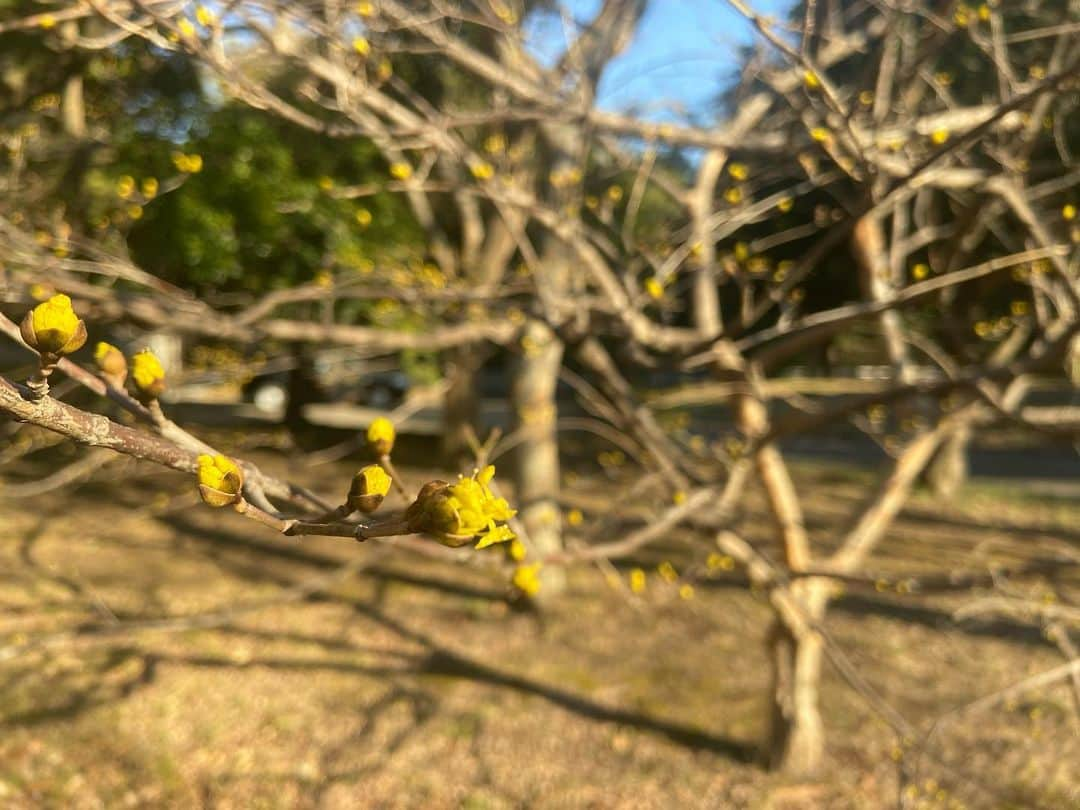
<box><xmin>366</xmin><ymin>417</ymin><xmax>395</xmax><ymax>456</ymax></box>
<box><xmin>127</xmin><ymin>205</ymin><xmax>143</xmax><ymax>220</ymax></box>
<box><xmin>724</xmin><ymin>186</ymin><xmax>743</xmax><ymax>205</ymax></box>
<box><xmin>733</xmin><ymin>242</ymin><xmax>750</xmax><ymax>262</ymax></box>
<box><xmin>195</xmin><ymin>5</ymin><xmax>215</xmax><ymax>26</ymax></box>
<box><xmin>727</xmin><ymin>162</ymin><xmax>749</xmax><ymax>181</ymax></box>
<box><xmin>470</xmin><ymin>161</ymin><xmax>494</xmax><ymax>181</ymax></box>
<box><xmin>858</xmin><ymin>90</ymin><xmax>874</xmax><ymax>106</ymax></box>
<box><xmin>389</xmin><ymin>162</ymin><xmax>412</xmax><ymax>181</ymax></box>
<box><xmin>1063</xmin><ymin>204</ymin><xmax>1077</xmax><ymax>221</ymax></box>
<box><xmin>318</xmin><ymin>176</ymin><xmax>334</xmax><ymax>191</ymax></box>
<box><xmin>178</xmin><ymin>18</ymin><xmax>196</xmax><ymax>38</ymax></box>
<box><xmin>810</xmin><ymin>127</ymin><xmax>830</xmax><ymax>143</ymax></box>
<box><xmin>606</xmin><ymin>185</ymin><xmax>624</xmax><ymax>202</ymax></box>
<box><xmin>484</xmin><ymin>133</ymin><xmax>506</xmax><ymax>154</ymax></box>
<box><xmin>1010</xmin><ymin>300</ymin><xmax>1028</xmax><ymax>316</ymax></box>
<box><xmin>803</xmin><ymin>70</ymin><xmax>821</xmax><ymax>90</ymax></box>
<box><xmin>352</xmin><ymin>36</ymin><xmax>370</xmax><ymax>56</ymax></box>
<box><xmin>141</xmin><ymin>177</ymin><xmax>159</xmax><ymax>198</ymax></box>
<box><xmin>777</xmin><ymin>196</ymin><xmax>794</xmax><ymax>213</ymax></box>
<box><xmin>347</xmin><ymin>464</ymin><xmax>392</xmax><ymax>513</ymax></box>
<box><xmin>94</xmin><ymin>341</ymin><xmax>127</xmax><ymax>382</ymax></box>
<box><xmin>630</xmin><ymin>568</ymin><xmax>646</xmax><ymax>594</ymax></box>
<box><xmin>645</xmin><ymin>277</ymin><xmax>664</xmax><ymax>301</ymax></box>
<box><xmin>509</xmin><ymin>538</ymin><xmax>527</xmax><ymax>561</ymax></box>
<box><xmin>931</xmin><ymin>128</ymin><xmax>949</xmax><ymax>145</ymax></box>
<box><xmin>356</xmin><ymin>1</ymin><xmax>375</xmax><ymax>16</ymax></box>
<box><xmin>116</xmin><ymin>175</ymin><xmax>136</xmax><ymax>198</ymax></box>
<box><xmin>130</xmin><ymin>348</ymin><xmax>166</xmax><ymax>400</ymax></box>
<box><xmin>512</xmin><ymin>563</ymin><xmax>542</xmax><ymax>597</ymax></box>
<box><xmin>911</xmin><ymin>263</ymin><xmax>930</xmax><ymax>280</ymax></box>
<box><xmin>415</xmin><ymin>466</ymin><xmax>517</xmax><ymax>549</ymax></box>
<box><xmin>566</xmin><ymin>508</ymin><xmax>583</xmax><ymax>527</ymax></box>
<box><xmin>20</xmin><ymin>294</ymin><xmax>87</xmax><ymax>357</ymax></box>
<box><xmin>355</xmin><ymin>208</ymin><xmax>373</xmax><ymax>227</ymax></box>
<box><xmin>39</xmin><ymin>14</ymin><xmax>56</xmax><ymax>29</ymax></box>
<box><xmin>679</xmin><ymin>584</ymin><xmax>695</xmax><ymax>600</ymax></box>
<box><xmin>197</xmin><ymin>454</ymin><xmax>244</xmax><ymax>507</ymax></box>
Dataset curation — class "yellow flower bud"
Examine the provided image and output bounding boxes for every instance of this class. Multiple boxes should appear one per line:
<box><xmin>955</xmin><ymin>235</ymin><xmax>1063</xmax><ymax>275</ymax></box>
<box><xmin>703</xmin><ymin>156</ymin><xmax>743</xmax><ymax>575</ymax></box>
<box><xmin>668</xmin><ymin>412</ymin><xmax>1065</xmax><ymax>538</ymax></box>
<box><xmin>195</xmin><ymin>5</ymin><xmax>215</xmax><ymax>26</ymax></box>
<box><xmin>352</xmin><ymin>36</ymin><xmax>370</xmax><ymax>56</ymax></box>
<box><xmin>629</xmin><ymin>568</ymin><xmax>646</xmax><ymax>594</ymax></box>
<box><xmin>347</xmin><ymin>464</ymin><xmax>392</xmax><ymax>513</ymax></box>
<box><xmin>727</xmin><ymin>162</ymin><xmax>749</xmax><ymax>181</ymax></box>
<box><xmin>366</xmin><ymin>417</ymin><xmax>396</xmax><ymax>456</ymax></box>
<box><xmin>355</xmin><ymin>208</ymin><xmax>373</xmax><ymax>227</ymax></box>
<box><xmin>389</xmin><ymin>162</ymin><xmax>412</xmax><ymax>180</ymax></box>
<box><xmin>130</xmin><ymin>348</ymin><xmax>166</xmax><ymax>401</ymax></box>
<box><xmin>644</xmin><ymin>277</ymin><xmax>664</xmax><ymax>301</ymax></box>
<box><xmin>1063</xmin><ymin>204</ymin><xmax>1077</xmax><ymax>221</ymax></box>
<box><xmin>803</xmin><ymin>70</ymin><xmax>821</xmax><ymax>90</ymax></box>
<box><xmin>512</xmin><ymin>563</ymin><xmax>542</xmax><ymax>597</ymax></box>
<box><xmin>94</xmin><ymin>341</ymin><xmax>127</xmax><ymax>382</ymax></box>
<box><xmin>20</xmin><ymin>294</ymin><xmax>87</xmax><ymax>358</ymax></box>
<box><xmin>197</xmin><ymin>454</ymin><xmax>244</xmax><ymax>507</ymax></box>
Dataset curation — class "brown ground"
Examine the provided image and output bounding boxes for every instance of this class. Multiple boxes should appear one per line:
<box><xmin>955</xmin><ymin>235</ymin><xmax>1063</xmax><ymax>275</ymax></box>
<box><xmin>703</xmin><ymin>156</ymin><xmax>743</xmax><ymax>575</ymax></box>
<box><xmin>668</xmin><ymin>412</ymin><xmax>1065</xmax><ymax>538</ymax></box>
<box><xmin>0</xmin><ymin>434</ymin><xmax>1078</xmax><ymax>809</ymax></box>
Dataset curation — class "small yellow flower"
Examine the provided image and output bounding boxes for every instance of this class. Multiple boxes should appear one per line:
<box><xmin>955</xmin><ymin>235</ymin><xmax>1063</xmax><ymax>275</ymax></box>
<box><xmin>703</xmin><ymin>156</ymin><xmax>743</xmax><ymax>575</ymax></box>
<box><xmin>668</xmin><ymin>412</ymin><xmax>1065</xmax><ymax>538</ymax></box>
<box><xmin>566</xmin><ymin>508</ymin><xmax>583</xmax><ymax>527</ymax></box>
<box><xmin>809</xmin><ymin>127</ymin><xmax>830</xmax><ymax>143</ymax></box>
<box><xmin>733</xmin><ymin>242</ymin><xmax>750</xmax><ymax>262</ymax></box>
<box><xmin>911</xmin><ymin>263</ymin><xmax>930</xmax><ymax>280</ymax></box>
<box><xmin>20</xmin><ymin>294</ymin><xmax>87</xmax><ymax>357</ymax></box>
<box><xmin>724</xmin><ymin>186</ymin><xmax>743</xmax><ymax>205</ymax></box>
<box><xmin>657</xmin><ymin>560</ymin><xmax>678</xmax><ymax>583</ymax></box>
<box><xmin>512</xmin><ymin>563</ymin><xmax>542</xmax><ymax>597</ymax></box>
<box><xmin>412</xmin><ymin>466</ymin><xmax>516</xmax><ymax>549</ymax></box>
<box><xmin>1063</xmin><ymin>204</ymin><xmax>1077</xmax><ymax>221</ymax></box>
<box><xmin>178</xmin><ymin>18</ymin><xmax>196</xmax><ymax>38</ymax></box>
<box><xmin>803</xmin><ymin>70</ymin><xmax>821</xmax><ymax>90</ymax></box>
<box><xmin>777</xmin><ymin>196</ymin><xmax>794</xmax><ymax>213</ymax></box>
<box><xmin>352</xmin><ymin>36</ymin><xmax>370</xmax><ymax>56</ymax></box>
<box><xmin>389</xmin><ymin>162</ymin><xmax>412</xmax><ymax>181</ymax></box>
<box><xmin>127</xmin><ymin>205</ymin><xmax>144</xmax><ymax>220</ymax></box>
<box><xmin>630</xmin><ymin>568</ymin><xmax>646</xmax><ymax>594</ymax></box>
<box><xmin>355</xmin><ymin>208</ymin><xmax>373</xmax><ymax>227</ymax></box>
<box><xmin>977</xmin><ymin>3</ymin><xmax>990</xmax><ymax>21</ymax></box>
<box><xmin>509</xmin><ymin>538</ymin><xmax>527</xmax><ymax>561</ymax></box>
<box><xmin>606</xmin><ymin>185</ymin><xmax>624</xmax><ymax>203</ymax></box>
<box><xmin>141</xmin><ymin>177</ymin><xmax>159</xmax><ymax>198</ymax></box>
<box><xmin>347</xmin><ymin>464</ymin><xmax>392</xmax><ymax>513</ymax></box>
<box><xmin>727</xmin><ymin>162</ymin><xmax>748</xmax><ymax>181</ymax></box>
<box><xmin>954</xmin><ymin>5</ymin><xmax>969</xmax><ymax>27</ymax></box>
<box><xmin>469</xmin><ymin>161</ymin><xmax>494</xmax><ymax>181</ymax></box>
<box><xmin>644</xmin><ymin>277</ymin><xmax>664</xmax><ymax>301</ymax></box>
<box><xmin>318</xmin><ymin>175</ymin><xmax>334</xmax><ymax>191</ymax></box>
<box><xmin>974</xmin><ymin>321</ymin><xmax>992</xmax><ymax>338</ymax></box>
<box><xmin>130</xmin><ymin>348</ymin><xmax>166</xmax><ymax>400</ymax></box>
<box><xmin>366</xmin><ymin>417</ymin><xmax>396</xmax><ymax>456</ymax></box>
<box><xmin>116</xmin><ymin>175</ymin><xmax>136</xmax><ymax>199</ymax></box>
<box><xmin>195</xmin><ymin>5</ymin><xmax>215</xmax><ymax>26</ymax></box>
<box><xmin>356</xmin><ymin>1</ymin><xmax>375</xmax><ymax>16</ymax></box>
<box><xmin>197</xmin><ymin>454</ymin><xmax>244</xmax><ymax>507</ymax></box>
<box><xmin>39</xmin><ymin>14</ymin><xmax>57</xmax><ymax>29</ymax></box>
<box><xmin>858</xmin><ymin>90</ymin><xmax>874</xmax><ymax>106</ymax></box>
<box><xmin>94</xmin><ymin>341</ymin><xmax>127</xmax><ymax>382</ymax></box>
<box><xmin>930</xmin><ymin>128</ymin><xmax>949</xmax><ymax>145</ymax></box>
<box><xmin>679</xmin><ymin>583</ymin><xmax>695</xmax><ymax>600</ymax></box>
<box><xmin>672</xmin><ymin>490</ymin><xmax>687</xmax><ymax>505</ymax></box>
<box><xmin>483</xmin><ymin>133</ymin><xmax>506</xmax><ymax>154</ymax></box>
<box><xmin>1010</xmin><ymin>300</ymin><xmax>1028</xmax><ymax>316</ymax></box>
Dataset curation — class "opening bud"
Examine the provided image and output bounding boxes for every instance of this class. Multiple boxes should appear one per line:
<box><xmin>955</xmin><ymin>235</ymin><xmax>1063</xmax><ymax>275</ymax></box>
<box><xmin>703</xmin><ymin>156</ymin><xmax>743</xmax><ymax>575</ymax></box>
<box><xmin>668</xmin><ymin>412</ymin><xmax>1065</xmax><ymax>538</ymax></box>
<box><xmin>347</xmin><ymin>464</ymin><xmax>392</xmax><ymax>513</ymax></box>
<box><xmin>197</xmin><ymin>454</ymin><xmax>244</xmax><ymax>507</ymax></box>
<box><xmin>130</xmin><ymin>348</ymin><xmax>166</xmax><ymax>402</ymax></box>
<box><xmin>20</xmin><ymin>293</ymin><xmax>87</xmax><ymax>359</ymax></box>
<box><xmin>366</xmin><ymin>417</ymin><xmax>396</xmax><ymax>456</ymax></box>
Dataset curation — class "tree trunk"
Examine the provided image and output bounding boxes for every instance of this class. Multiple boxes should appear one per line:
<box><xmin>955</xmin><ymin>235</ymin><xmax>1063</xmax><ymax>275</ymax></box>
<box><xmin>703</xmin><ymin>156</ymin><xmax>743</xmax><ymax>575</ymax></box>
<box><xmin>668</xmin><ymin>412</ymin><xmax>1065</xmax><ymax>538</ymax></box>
<box><xmin>924</xmin><ymin>424</ymin><xmax>970</xmax><ymax>499</ymax></box>
<box><xmin>510</xmin><ymin>318</ymin><xmax>565</xmax><ymax>592</ymax></box>
<box><xmin>767</xmin><ymin>580</ymin><xmax>828</xmax><ymax>776</ymax></box>
<box><xmin>442</xmin><ymin>346</ymin><xmax>483</xmax><ymax>467</ymax></box>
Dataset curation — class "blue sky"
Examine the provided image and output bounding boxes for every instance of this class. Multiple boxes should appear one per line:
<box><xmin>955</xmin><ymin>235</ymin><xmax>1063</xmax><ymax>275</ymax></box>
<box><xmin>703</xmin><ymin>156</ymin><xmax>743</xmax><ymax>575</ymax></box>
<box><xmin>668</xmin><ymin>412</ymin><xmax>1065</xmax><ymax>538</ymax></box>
<box><xmin>527</xmin><ymin>0</ymin><xmax>796</xmax><ymax>123</ymax></box>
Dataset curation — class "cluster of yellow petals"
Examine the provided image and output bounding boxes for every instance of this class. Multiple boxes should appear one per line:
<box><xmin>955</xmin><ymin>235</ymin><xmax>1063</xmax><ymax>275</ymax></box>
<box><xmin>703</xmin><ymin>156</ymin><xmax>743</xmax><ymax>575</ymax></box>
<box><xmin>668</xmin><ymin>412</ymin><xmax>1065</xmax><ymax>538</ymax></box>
<box><xmin>197</xmin><ymin>454</ymin><xmax>244</xmax><ymax>507</ymax></box>
<box><xmin>415</xmin><ymin>466</ymin><xmax>516</xmax><ymax>549</ymax></box>
<box><xmin>21</xmin><ymin>294</ymin><xmax>87</xmax><ymax>357</ymax></box>
<box><xmin>130</xmin><ymin>348</ymin><xmax>166</xmax><ymax>400</ymax></box>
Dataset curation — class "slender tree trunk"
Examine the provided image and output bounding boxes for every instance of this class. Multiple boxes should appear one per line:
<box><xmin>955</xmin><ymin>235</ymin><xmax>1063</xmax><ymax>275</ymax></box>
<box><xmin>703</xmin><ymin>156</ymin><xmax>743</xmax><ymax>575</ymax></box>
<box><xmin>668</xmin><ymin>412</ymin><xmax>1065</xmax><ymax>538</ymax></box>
<box><xmin>767</xmin><ymin>579</ymin><xmax>828</xmax><ymax>776</ymax></box>
<box><xmin>442</xmin><ymin>346</ymin><xmax>483</xmax><ymax>467</ymax></box>
<box><xmin>511</xmin><ymin>318</ymin><xmax>565</xmax><ymax>592</ymax></box>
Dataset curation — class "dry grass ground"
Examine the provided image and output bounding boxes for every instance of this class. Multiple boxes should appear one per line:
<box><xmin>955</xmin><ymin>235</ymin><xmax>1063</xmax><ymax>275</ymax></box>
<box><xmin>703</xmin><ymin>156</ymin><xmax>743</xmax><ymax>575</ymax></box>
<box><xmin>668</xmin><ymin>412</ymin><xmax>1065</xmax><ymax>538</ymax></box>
<box><xmin>0</xmin><ymin>436</ymin><xmax>1078</xmax><ymax>809</ymax></box>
